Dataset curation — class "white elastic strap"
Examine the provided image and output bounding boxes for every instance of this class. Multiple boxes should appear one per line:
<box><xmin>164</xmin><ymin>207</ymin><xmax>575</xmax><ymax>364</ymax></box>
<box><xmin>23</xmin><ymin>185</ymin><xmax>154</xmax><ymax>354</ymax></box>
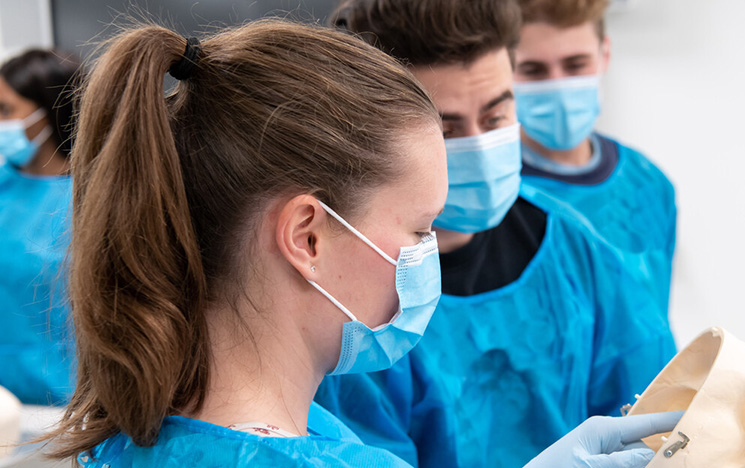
<box><xmin>31</xmin><ymin>125</ymin><xmax>53</xmax><ymax>146</ymax></box>
<box><xmin>22</xmin><ymin>108</ymin><xmax>46</xmax><ymax>127</ymax></box>
<box><xmin>317</xmin><ymin>200</ymin><xmax>397</xmax><ymax>266</ymax></box>
<box><xmin>307</xmin><ymin>280</ymin><xmax>358</xmax><ymax>322</ymax></box>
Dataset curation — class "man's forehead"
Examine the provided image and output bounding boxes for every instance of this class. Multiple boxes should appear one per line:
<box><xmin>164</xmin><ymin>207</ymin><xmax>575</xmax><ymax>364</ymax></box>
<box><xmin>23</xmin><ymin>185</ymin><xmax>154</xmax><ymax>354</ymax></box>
<box><xmin>517</xmin><ymin>22</ymin><xmax>602</xmax><ymax>59</ymax></box>
<box><xmin>411</xmin><ymin>50</ymin><xmax>514</xmax><ymax>100</ymax></box>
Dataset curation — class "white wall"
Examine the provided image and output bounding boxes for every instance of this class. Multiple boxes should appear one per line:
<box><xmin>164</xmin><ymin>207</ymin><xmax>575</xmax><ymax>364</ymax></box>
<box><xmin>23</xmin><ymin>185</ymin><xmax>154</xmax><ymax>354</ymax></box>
<box><xmin>0</xmin><ymin>0</ymin><xmax>53</xmax><ymax>61</ymax></box>
<box><xmin>597</xmin><ymin>0</ymin><xmax>745</xmax><ymax>346</ymax></box>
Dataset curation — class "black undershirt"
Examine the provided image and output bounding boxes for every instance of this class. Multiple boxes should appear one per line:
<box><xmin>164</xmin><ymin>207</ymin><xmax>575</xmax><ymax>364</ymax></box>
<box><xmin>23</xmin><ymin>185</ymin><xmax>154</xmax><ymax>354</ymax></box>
<box><xmin>440</xmin><ymin>196</ymin><xmax>547</xmax><ymax>296</ymax></box>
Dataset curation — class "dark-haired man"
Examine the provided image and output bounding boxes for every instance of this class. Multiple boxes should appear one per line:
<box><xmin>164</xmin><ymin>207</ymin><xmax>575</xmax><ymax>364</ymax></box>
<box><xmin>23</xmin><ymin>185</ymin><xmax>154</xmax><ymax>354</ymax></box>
<box><xmin>315</xmin><ymin>1</ymin><xmax>676</xmax><ymax>467</ymax></box>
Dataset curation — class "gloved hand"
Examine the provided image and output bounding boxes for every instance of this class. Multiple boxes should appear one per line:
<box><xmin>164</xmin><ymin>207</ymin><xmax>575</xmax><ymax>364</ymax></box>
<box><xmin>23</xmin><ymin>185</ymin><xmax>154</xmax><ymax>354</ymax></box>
<box><xmin>524</xmin><ymin>411</ymin><xmax>684</xmax><ymax>468</ymax></box>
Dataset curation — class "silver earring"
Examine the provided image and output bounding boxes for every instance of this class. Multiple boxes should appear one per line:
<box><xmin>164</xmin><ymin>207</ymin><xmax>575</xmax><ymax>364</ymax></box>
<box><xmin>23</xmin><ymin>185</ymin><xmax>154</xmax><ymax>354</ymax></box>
<box><xmin>310</xmin><ymin>265</ymin><xmax>316</xmax><ymax>273</ymax></box>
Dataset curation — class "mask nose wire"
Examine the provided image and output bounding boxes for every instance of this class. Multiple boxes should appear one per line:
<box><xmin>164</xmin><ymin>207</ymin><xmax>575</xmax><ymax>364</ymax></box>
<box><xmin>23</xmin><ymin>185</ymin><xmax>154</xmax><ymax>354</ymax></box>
<box><xmin>317</xmin><ymin>200</ymin><xmax>398</xmax><ymax>266</ymax></box>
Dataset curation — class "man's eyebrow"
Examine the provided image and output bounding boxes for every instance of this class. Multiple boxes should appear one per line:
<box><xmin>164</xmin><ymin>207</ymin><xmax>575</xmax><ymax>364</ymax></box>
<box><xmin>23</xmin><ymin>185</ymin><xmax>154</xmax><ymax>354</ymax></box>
<box><xmin>440</xmin><ymin>112</ymin><xmax>462</xmax><ymax>122</ymax></box>
<box><xmin>561</xmin><ymin>53</ymin><xmax>593</xmax><ymax>63</ymax></box>
<box><xmin>516</xmin><ymin>60</ymin><xmax>546</xmax><ymax>69</ymax></box>
<box><xmin>480</xmin><ymin>90</ymin><xmax>514</xmax><ymax>114</ymax></box>
<box><xmin>439</xmin><ymin>91</ymin><xmax>514</xmax><ymax>122</ymax></box>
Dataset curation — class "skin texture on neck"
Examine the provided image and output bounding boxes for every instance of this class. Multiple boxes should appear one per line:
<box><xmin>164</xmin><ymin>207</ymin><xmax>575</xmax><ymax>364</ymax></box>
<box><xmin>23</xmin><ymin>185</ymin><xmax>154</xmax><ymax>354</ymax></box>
<box><xmin>192</xmin><ymin>295</ymin><xmax>322</xmax><ymax>436</ymax></box>
<box><xmin>23</xmin><ymin>138</ymin><xmax>70</xmax><ymax>176</ymax></box>
<box><xmin>186</xmin><ymin>198</ymin><xmax>338</xmax><ymax>436</ymax></box>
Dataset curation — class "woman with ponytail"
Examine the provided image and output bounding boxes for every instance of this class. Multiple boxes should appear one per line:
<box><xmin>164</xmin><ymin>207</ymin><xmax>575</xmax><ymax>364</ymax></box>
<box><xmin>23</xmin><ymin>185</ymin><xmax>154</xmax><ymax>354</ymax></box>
<box><xmin>45</xmin><ymin>19</ymin><xmax>449</xmax><ymax>467</ymax></box>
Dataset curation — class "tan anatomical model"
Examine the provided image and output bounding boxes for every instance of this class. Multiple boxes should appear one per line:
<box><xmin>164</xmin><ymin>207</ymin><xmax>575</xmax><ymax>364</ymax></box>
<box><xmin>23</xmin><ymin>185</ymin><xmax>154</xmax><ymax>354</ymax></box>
<box><xmin>625</xmin><ymin>327</ymin><xmax>745</xmax><ymax>467</ymax></box>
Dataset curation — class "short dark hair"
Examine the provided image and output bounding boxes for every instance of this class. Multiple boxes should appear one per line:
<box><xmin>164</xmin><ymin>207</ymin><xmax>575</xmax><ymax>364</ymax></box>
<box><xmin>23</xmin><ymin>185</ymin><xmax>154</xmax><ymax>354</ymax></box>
<box><xmin>0</xmin><ymin>49</ymin><xmax>83</xmax><ymax>156</ymax></box>
<box><xmin>331</xmin><ymin>0</ymin><xmax>523</xmax><ymax>67</ymax></box>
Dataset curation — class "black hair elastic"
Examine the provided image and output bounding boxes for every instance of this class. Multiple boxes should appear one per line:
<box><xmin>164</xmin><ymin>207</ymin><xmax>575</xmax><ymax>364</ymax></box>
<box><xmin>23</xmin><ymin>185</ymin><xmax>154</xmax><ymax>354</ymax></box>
<box><xmin>169</xmin><ymin>37</ymin><xmax>201</xmax><ymax>81</ymax></box>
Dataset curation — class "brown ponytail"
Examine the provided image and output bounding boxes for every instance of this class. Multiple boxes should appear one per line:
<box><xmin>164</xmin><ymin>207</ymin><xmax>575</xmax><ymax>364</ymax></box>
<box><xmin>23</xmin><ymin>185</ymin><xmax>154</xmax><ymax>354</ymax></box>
<box><xmin>48</xmin><ymin>19</ymin><xmax>438</xmax><ymax>458</ymax></box>
<box><xmin>51</xmin><ymin>27</ymin><xmax>209</xmax><ymax>453</ymax></box>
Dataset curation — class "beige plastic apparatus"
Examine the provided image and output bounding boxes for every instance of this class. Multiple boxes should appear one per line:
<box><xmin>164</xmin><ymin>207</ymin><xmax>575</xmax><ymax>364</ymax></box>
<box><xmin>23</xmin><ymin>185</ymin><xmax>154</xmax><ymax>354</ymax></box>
<box><xmin>623</xmin><ymin>327</ymin><xmax>745</xmax><ymax>467</ymax></box>
<box><xmin>0</xmin><ymin>386</ymin><xmax>20</xmax><ymax>460</ymax></box>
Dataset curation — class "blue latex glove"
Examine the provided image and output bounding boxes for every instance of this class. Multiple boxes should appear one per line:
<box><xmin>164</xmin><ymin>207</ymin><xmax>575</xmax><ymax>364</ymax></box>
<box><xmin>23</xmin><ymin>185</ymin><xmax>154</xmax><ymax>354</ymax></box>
<box><xmin>524</xmin><ymin>411</ymin><xmax>684</xmax><ymax>468</ymax></box>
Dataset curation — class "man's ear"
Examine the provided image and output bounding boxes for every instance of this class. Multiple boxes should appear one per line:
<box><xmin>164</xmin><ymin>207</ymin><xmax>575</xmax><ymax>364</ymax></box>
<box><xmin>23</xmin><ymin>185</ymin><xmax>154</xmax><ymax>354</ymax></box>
<box><xmin>600</xmin><ymin>35</ymin><xmax>611</xmax><ymax>73</ymax></box>
<box><xmin>275</xmin><ymin>194</ymin><xmax>327</xmax><ymax>279</ymax></box>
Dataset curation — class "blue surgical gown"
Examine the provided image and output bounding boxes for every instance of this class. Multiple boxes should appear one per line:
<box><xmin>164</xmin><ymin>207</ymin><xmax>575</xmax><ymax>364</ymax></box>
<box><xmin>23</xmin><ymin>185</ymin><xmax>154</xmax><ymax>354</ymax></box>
<box><xmin>0</xmin><ymin>162</ymin><xmax>73</xmax><ymax>404</ymax></box>
<box><xmin>315</xmin><ymin>188</ymin><xmax>675</xmax><ymax>468</ymax></box>
<box><xmin>315</xmin><ymin>353</ymin><xmax>459</xmax><ymax>468</ymax></box>
<box><xmin>78</xmin><ymin>402</ymin><xmax>415</xmax><ymax>467</ymax></box>
<box><xmin>521</xmin><ymin>135</ymin><xmax>677</xmax><ymax>313</ymax></box>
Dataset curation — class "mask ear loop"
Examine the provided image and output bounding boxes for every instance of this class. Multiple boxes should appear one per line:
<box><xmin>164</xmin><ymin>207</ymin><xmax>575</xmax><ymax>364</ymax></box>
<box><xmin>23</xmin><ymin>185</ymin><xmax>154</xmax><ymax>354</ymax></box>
<box><xmin>309</xmin><ymin>200</ymin><xmax>400</xmax><ymax>323</ymax></box>
<box><xmin>307</xmin><ymin>280</ymin><xmax>357</xmax><ymax>322</ymax></box>
<box><xmin>21</xmin><ymin>108</ymin><xmax>53</xmax><ymax>148</ymax></box>
<box><xmin>317</xmin><ymin>200</ymin><xmax>397</xmax><ymax>266</ymax></box>
<box><xmin>21</xmin><ymin>108</ymin><xmax>47</xmax><ymax>127</ymax></box>
<box><xmin>30</xmin><ymin>126</ymin><xmax>53</xmax><ymax>146</ymax></box>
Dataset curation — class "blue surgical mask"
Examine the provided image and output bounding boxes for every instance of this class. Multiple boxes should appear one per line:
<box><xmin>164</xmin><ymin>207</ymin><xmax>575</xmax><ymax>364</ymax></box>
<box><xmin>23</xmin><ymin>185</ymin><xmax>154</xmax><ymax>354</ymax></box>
<box><xmin>308</xmin><ymin>201</ymin><xmax>441</xmax><ymax>375</ymax></box>
<box><xmin>433</xmin><ymin>122</ymin><xmax>522</xmax><ymax>233</ymax></box>
<box><xmin>515</xmin><ymin>75</ymin><xmax>601</xmax><ymax>151</ymax></box>
<box><xmin>0</xmin><ymin>108</ymin><xmax>52</xmax><ymax>167</ymax></box>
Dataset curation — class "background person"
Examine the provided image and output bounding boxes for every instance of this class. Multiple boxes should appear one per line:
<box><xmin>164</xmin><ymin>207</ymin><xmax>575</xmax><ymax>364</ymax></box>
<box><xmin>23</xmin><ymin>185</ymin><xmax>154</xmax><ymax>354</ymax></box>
<box><xmin>514</xmin><ymin>0</ymin><xmax>677</xmax><ymax>319</ymax></box>
<box><xmin>0</xmin><ymin>48</ymin><xmax>81</xmax><ymax>405</ymax></box>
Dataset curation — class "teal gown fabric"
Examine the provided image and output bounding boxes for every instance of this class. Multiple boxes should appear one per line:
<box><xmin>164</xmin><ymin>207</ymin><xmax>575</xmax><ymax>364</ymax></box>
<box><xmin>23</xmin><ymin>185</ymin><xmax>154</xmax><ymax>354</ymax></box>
<box><xmin>521</xmin><ymin>135</ymin><xmax>677</xmax><ymax>314</ymax></box>
<box><xmin>315</xmin><ymin>188</ymin><xmax>676</xmax><ymax>468</ymax></box>
<box><xmin>0</xmin><ymin>162</ymin><xmax>73</xmax><ymax>404</ymax></box>
<box><xmin>78</xmin><ymin>402</ymin><xmax>416</xmax><ymax>468</ymax></box>
<box><xmin>315</xmin><ymin>352</ymin><xmax>459</xmax><ymax>468</ymax></box>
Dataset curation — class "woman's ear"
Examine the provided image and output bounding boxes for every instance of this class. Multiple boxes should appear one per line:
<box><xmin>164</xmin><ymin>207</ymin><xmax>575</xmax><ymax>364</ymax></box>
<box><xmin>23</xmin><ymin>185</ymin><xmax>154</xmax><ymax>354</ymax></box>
<box><xmin>275</xmin><ymin>194</ymin><xmax>326</xmax><ymax>279</ymax></box>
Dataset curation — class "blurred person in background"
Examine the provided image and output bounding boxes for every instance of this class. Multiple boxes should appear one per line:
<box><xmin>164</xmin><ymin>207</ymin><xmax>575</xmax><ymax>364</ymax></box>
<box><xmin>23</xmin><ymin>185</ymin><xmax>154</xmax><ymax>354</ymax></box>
<box><xmin>514</xmin><ymin>0</ymin><xmax>677</xmax><ymax>323</ymax></box>
<box><xmin>0</xmin><ymin>48</ymin><xmax>82</xmax><ymax>405</ymax></box>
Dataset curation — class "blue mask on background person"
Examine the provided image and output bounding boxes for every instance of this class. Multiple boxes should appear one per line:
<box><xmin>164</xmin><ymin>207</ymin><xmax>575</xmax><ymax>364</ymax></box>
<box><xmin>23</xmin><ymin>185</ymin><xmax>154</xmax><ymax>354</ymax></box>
<box><xmin>0</xmin><ymin>108</ymin><xmax>52</xmax><ymax>167</ymax></box>
<box><xmin>308</xmin><ymin>200</ymin><xmax>441</xmax><ymax>375</ymax></box>
<box><xmin>433</xmin><ymin>122</ymin><xmax>522</xmax><ymax>233</ymax></box>
<box><xmin>515</xmin><ymin>75</ymin><xmax>601</xmax><ymax>151</ymax></box>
